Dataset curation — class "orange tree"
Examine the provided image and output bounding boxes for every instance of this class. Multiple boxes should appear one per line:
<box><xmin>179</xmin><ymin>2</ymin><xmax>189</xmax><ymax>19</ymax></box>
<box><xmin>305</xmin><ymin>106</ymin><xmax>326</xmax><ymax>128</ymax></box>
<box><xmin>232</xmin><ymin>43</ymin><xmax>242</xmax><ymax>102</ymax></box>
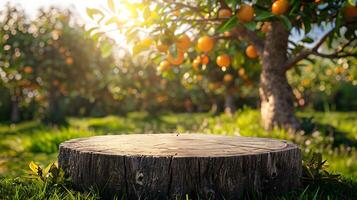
<box><xmin>31</xmin><ymin>8</ymin><xmax>116</xmax><ymax>123</ymax></box>
<box><xmin>0</xmin><ymin>5</ymin><xmax>38</xmax><ymax>122</ymax></box>
<box><xmin>108</xmin><ymin>48</ymin><xmax>213</xmax><ymax>114</ymax></box>
<box><xmin>89</xmin><ymin>0</ymin><xmax>357</xmax><ymax>130</ymax></box>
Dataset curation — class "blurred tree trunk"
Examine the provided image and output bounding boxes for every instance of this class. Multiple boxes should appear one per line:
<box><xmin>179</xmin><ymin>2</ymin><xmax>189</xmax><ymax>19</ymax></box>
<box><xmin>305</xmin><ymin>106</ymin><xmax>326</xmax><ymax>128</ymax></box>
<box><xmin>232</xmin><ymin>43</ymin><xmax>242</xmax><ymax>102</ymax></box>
<box><xmin>10</xmin><ymin>94</ymin><xmax>20</xmax><ymax>123</ymax></box>
<box><xmin>45</xmin><ymin>87</ymin><xmax>66</xmax><ymax>124</ymax></box>
<box><xmin>260</xmin><ymin>21</ymin><xmax>300</xmax><ymax>131</ymax></box>
<box><xmin>210</xmin><ymin>97</ymin><xmax>222</xmax><ymax>115</ymax></box>
<box><xmin>224</xmin><ymin>93</ymin><xmax>236</xmax><ymax>115</ymax></box>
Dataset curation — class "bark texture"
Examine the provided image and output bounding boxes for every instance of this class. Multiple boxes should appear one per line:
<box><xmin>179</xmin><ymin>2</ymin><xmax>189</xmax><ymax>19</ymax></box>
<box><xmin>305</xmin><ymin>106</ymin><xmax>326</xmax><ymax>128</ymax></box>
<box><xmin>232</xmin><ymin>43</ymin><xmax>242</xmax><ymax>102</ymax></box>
<box><xmin>260</xmin><ymin>21</ymin><xmax>300</xmax><ymax>130</ymax></box>
<box><xmin>59</xmin><ymin>134</ymin><xmax>301</xmax><ymax>199</ymax></box>
<box><xmin>10</xmin><ymin>96</ymin><xmax>20</xmax><ymax>123</ymax></box>
<box><xmin>224</xmin><ymin>93</ymin><xmax>236</xmax><ymax>114</ymax></box>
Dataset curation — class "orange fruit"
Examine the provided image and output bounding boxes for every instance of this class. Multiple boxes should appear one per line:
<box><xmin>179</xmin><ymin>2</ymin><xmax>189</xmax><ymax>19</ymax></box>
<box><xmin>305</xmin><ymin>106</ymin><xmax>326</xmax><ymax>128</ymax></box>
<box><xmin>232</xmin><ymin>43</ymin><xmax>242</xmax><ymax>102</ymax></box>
<box><xmin>195</xmin><ymin>55</ymin><xmax>201</xmax><ymax>63</ymax></box>
<box><xmin>141</xmin><ymin>38</ymin><xmax>153</xmax><ymax>47</ymax></box>
<box><xmin>325</xmin><ymin>69</ymin><xmax>333</xmax><ymax>76</ymax></box>
<box><xmin>335</xmin><ymin>66</ymin><xmax>345</xmax><ymax>74</ymax></box>
<box><xmin>238</xmin><ymin>68</ymin><xmax>245</xmax><ymax>76</ymax></box>
<box><xmin>246</xmin><ymin>45</ymin><xmax>258</xmax><ymax>58</ymax></box>
<box><xmin>167</xmin><ymin>51</ymin><xmax>185</xmax><ymax>65</ymax></box>
<box><xmin>261</xmin><ymin>22</ymin><xmax>270</xmax><ymax>33</ymax></box>
<box><xmin>66</xmin><ymin>57</ymin><xmax>73</xmax><ymax>65</ymax></box>
<box><xmin>193</xmin><ymin>59</ymin><xmax>200</xmax><ymax>71</ymax></box>
<box><xmin>53</xmin><ymin>80</ymin><xmax>60</xmax><ymax>86</ymax></box>
<box><xmin>223</xmin><ymin>31</ymin><xmax>232</xmax><ymax>37</ymax></box>
<box><xmin>237</xmin><ymin>4</ymin><xmax>255</xmax><ymax>23</ymax></box>
<box><xmin>159</xmin><ymin>60</ymin><xmax>170</xmax><ymax>71</ymax></box>
<box><xmin>176</xmin><ymin>34</ymin><xmax>191</xmax><ymax>51</ymax></box>
<box><xmin>201</xmin><ymin>55</ymin><xmax>209</xmax><ymax>65</ymax></box>
<box><xmin>216</xmin><ymin>54</ymin><xmax>231</xmax><ymax>67</ymax></box>
<box><xmin>218</xmin><ymin>8</ymin><xmax>232</xmax><ymax>18</ymax></box>
<box><xmin>174</xmin><ymin>10</ymin><xmax>180</xmax><ymax>17</ymax></box>
<box><xmin>272</xmin><ymin>0</ymin><xmax>290</xmax><ymax>15</ymax></box>
<box><xmin>344</xmin><ymin>5</ymin><xmax>357</xmax><ymax>18</ymax></box>
<box><xmin>196</xmin><ymin>74</ymin><xmax>203</xmax><ymax>81</ymax></box>
<box><xmin>224</xmin><ymin>74</ymin><xmax>234</xmax><ymax>82</ymax></box>
<box><xmin>23</xmin><ymin>66</ymin><xmax>33</xmax><ymax>74</ymax></box>
<box><xmin>157</xmin><ymin>43</ymin><xmax>169</xmax><ymax>52</ymax></box>
<box><xmin>197</xmin><ymin>36</ymin><xmax>214</xmax><ymax>52</ymax></box>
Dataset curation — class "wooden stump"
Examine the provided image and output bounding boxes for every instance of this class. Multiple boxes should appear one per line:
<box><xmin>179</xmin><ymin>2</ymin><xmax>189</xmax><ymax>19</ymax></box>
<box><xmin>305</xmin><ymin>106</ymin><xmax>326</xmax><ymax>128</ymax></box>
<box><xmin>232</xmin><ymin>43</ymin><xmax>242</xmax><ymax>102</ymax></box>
<box><xmin>58</xmin><ymin>134</ymin><xmax>301</xmax><ymax>199</ymax></box>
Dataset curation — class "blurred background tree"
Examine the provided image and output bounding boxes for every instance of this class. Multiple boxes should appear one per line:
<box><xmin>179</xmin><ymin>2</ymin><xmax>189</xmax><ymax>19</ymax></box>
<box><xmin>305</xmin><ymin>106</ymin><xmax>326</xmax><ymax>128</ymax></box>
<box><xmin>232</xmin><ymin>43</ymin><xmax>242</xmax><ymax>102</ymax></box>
<box><xmin>0</xmin><ymin>2</ymin><xmax>356</xmax><ymax>126</ymax></box>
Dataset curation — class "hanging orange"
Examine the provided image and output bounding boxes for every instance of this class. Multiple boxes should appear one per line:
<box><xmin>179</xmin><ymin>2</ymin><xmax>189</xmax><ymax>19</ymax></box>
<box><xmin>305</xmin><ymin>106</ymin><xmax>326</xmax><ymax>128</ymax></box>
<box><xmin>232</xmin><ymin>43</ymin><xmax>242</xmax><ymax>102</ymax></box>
<box><xmin>193</xmin><ymin>59</ymin><xmax>200</xmax><ymax>71</ymax></box>
<box><xmin>216</xmin><ymin>54</ymin><xmax>231</xmax><ymax>67</ymax></box>
<box><xmin>23</xmin><ymin>66</ymin><xmax>33</xmax><ymax>74</ymax></box>
<box><xmin>157</xmin><ymin>43</ymin><xmax>169</xmax><ymax>52</ymax></box>
<box><xmin>201</xmin><ymin>55</ymin><xmax>209</xmax><ymax>65</ymax></box>
<box><xmin>344</xmin><ymin>5</ymin><xmax>357</xmax><ymax>18</ymax></box>
<box><xmin>176</xmin><ymin>34</ymin><xmax>191</xmax><ymax>51</ymax></box>
<box><xmin>224</xmin><ymin>74</ymin><xmax>234</xmax><ymax>82</ymax></box>
<box><xmin>218</xmin><ymin>8</ymin><xmax>232</xmax><ymax>18</ymax></box>
<box><xmin>159</xmin><ymin>60</ymin><xmax>170</xmax><ymax>71</ymax></box>
<box><xmin>167</xmin><ymin>51</ymin><xmax>185</xmax><ymax>65</ymax></box>
<box><xmin>272</xmin><ymin>0</ymin><xmax>290</xmax><ymax>15</ymax></box>
<box><xmin>246</xmin><ymin>45</ymin><xmax>258</xmax><ymax>59</ymax></box>
<box><xmin>237</xmin><ymin>4</ymin><xmax>255</xmax><ymax>23</ymax></box>
<box><xmin>197</xmin><ymin>36</ymin><xmax>214</xmax><ymax>52</ymax></box>
<box><xmin>261</xmin><ymin>22</ymin><xmax>270</xmax><ymax>33</ymax></box>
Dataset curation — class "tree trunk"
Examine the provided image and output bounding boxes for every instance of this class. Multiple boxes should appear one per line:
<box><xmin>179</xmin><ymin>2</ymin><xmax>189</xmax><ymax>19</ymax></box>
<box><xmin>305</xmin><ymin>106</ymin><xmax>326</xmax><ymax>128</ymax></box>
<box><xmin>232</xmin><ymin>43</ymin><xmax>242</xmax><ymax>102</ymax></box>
<box><xmin>260</xmin><ymin>21</ymin><xmax>300</xmax><ymax>131</ymax></box>
<box><xmin>10</xmin><ymin>96</ymin><xmax>20</xmax><ymax>123</ymax></box>
<box><xmin>224</xmin><ymin>93</ymin><xmax>236</xmax><ymax>115</ymax></box>
<box><xmin>210</xmin><ymin>98</ymin><xmax>219</xmax><ymax>115</ymax></box>
<box><xmin>44</xmin><ymin>87</ymin><xmax>66</xmax><ymax>124</ymax></box>
<box><xmin>59</xmin><ymin>134</ymin><xmax>301</xmax><ymax>199</ymax></box>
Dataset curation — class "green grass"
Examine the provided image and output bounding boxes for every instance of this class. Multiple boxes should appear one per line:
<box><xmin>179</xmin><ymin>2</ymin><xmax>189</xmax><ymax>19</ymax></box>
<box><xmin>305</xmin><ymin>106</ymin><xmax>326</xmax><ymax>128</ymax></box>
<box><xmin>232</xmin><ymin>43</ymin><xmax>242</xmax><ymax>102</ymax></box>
<box><xmin>0</xmin><ymin>108</ymin><xmax>357</xmax><ymax>199</ymax></box>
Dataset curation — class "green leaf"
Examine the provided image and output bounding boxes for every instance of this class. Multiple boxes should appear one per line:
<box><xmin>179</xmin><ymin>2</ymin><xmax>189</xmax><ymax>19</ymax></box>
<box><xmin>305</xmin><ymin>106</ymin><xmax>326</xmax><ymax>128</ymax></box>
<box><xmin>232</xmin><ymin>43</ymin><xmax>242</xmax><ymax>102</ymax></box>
<box><xmin>217</xmin><ymin>16</ymin><xmax>238</xmax><ymax>33</ymax></box>
<box><xmin>86</xmin><ymin>8</ymin><xmax>104</xmax><ymax>20</ymax></box>
<box><xmin>301</xmin><ymin>37</ymin><xmax>314</xmax><ymax>43</ymax></box>
<box><xmin>84</xmin><ymin>27</ymin><xmax>98</xmax><ymax>37</ymax></box>
<box><xmin>100</xmin><ymin>41</ymin><xmax>114</xmax><ymax>58</ymax></box>
<box><xmin>132</xmin><ymin>44</ymin><xmax>147</xmax><ymax>56</ymax></box>
<box><xmin>105</xmin><ymin>16</ymin><xmax>121</xmax><ymax>27</ymax></box>
<box><xmin>92</xmin><ymin>32</ymin><xmax>104</xmax><ymax>42</ymax></box>
<box><xmin>243</xmin><ymin>21</ymin><xmax>256</xmax><ymax>31</ymax></box>
<box><xmin>169</xmin><ymin>44</ymin><xmax>178</xmax><ymax>58</ymax></box>
<box><xmin>108</xmin><ymin>0</ymin><xmax>115</xmax><ymax>12</ymax></box>
<box><xmin>279</xmin><ymin>15</ymin><xmax>292</xmax><ymax>30</ymax></box>
<box><xmin>348</xmin><ymin>0</ymin><xmax>356</xmax><ymax>6</ymax></box>
<box><xmin>255</xmin><ymin>9</ymin><xmax>274</xmax><ymax>21</ymax></box>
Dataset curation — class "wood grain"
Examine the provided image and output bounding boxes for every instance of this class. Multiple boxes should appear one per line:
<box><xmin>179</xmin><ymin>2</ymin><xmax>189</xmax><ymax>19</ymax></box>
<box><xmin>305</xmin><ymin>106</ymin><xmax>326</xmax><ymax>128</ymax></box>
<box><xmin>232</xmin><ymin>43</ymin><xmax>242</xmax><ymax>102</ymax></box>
<box><xmin>59</xmin><ymin>134</ymin><xmax>301</xmax><ymax>199</ymax></box>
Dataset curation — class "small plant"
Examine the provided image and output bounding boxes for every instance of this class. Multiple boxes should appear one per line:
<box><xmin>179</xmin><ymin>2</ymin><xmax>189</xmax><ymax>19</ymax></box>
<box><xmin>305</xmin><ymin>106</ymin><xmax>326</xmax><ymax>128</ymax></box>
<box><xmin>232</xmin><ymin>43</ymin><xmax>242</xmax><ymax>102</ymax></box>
<box><xmin>302</xmin><ymin>153</ymin><xmax>341</xmax><ymax>185</ymax></box>
<box><xmin>28</xmin><ymin>161</ymin><xmax>70</xmax><ymax>187</ymax></box>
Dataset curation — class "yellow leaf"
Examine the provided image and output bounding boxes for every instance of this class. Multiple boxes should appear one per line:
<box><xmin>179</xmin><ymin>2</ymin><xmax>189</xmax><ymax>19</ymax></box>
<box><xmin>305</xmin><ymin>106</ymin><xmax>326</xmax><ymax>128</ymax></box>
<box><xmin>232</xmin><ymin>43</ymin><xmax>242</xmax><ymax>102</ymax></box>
<box><xmin>29</xmin><ymin>161</ymin><xmax>40</xmax><ymax>174</ymax></box>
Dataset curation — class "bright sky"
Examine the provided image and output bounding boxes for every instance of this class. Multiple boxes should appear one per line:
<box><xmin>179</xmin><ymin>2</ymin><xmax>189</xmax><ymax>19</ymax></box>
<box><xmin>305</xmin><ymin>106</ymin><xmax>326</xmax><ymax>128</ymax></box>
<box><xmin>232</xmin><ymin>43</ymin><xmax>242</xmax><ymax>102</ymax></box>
<box><xmin>0</xmin><ymin>0</ymin><xmax>128</xmax><ymax>42</ymax></box>
<box><xmin>0</xmin><ymin>0</ymin><xmax>100</xmax><ymax>24</ymax></box>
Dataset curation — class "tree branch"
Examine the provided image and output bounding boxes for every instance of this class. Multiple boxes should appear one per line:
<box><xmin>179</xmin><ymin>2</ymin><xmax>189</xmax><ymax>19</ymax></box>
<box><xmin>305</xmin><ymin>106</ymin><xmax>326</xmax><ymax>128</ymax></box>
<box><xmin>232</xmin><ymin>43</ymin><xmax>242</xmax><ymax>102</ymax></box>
<box><xmin>284</xmin><ymin>28</ymin><xmax>335</xmax><ymax>70</ymax></box>
<box><xmin>313</xmin><ymin>51</ymin><xmax>357</xmax><ymax>58</ymax></box>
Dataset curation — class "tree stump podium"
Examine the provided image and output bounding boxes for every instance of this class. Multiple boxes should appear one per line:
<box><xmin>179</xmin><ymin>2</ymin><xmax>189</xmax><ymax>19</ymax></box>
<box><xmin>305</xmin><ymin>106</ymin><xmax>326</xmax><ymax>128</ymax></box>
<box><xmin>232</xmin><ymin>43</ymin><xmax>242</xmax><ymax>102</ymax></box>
<box><xmin>58</xmin><ymin>134</ymin><xmax>301</xmax><ymax>199</ymax></box>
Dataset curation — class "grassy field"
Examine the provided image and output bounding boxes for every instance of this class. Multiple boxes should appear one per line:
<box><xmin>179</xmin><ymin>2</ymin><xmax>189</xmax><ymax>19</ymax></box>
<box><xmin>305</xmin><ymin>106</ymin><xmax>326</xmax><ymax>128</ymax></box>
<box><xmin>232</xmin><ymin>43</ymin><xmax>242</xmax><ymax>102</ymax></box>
<box><xmin>0</xmin><ymin>108</ymin><xmax>357</xmax><ymax>199</ymax></box>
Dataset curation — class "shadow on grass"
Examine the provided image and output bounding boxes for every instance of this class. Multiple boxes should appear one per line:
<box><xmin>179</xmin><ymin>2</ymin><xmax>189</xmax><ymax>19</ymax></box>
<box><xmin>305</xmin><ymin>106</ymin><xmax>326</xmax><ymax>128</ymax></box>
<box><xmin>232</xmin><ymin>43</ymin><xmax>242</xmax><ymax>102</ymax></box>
<box><xmin>300</xmin><ymin>117</ymin><xmax>357</xmax><ymax>148</ymax></box>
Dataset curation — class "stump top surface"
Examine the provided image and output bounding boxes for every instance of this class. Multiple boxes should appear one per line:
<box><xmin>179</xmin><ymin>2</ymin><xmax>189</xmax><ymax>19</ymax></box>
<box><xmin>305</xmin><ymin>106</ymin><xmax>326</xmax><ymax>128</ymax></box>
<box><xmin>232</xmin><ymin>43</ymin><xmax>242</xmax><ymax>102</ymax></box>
<box><xmin>60</xmin><ymin>134</ymin><xmax>296</xmax><ymax>157</ymax></box>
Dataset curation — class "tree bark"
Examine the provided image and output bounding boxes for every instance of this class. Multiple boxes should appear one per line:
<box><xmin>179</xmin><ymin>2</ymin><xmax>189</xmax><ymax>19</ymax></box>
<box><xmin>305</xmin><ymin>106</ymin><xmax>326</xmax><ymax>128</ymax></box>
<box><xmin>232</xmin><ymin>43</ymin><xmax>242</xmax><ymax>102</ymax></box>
<box><xmin>260</xmin><ymin>21</ymin><xmax>300</xmax><ymax>131</ymax></box>
<box><xmin>224</xmin><ymin>93</ymin><xmax>236</xmax><ymax>115</ymax></box>
<box><xmin>59</xmin><ymin>134</ymin><xmax>301</xmax><ymax>199</ymax></box>
<box><xmin>10</xmin><ymin>95</ymin><xmax>20</xmax><ymax>123</ymax></box>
